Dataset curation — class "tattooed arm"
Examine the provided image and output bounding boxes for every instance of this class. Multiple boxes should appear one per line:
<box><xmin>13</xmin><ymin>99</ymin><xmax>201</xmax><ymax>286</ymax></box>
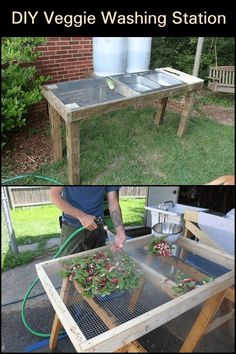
<box><xmin>107</xmin><ymin>191</ymin><xmax>126</xmax><ymax>250</ymax></box>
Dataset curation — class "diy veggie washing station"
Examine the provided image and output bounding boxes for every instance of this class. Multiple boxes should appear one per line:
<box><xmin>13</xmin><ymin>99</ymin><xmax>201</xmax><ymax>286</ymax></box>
<box><xmin>41</xmin><ymin>68</ymin><xmax>204</xmax><ymax>184</ymax></box>
<box><xmin>35</xmin><ymin>228</ymin><xmax>234</xmax><ymax>352</ymax></box>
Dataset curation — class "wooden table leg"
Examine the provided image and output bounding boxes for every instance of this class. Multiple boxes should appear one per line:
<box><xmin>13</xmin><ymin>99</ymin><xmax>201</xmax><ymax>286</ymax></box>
<box><xmin>179</xmin><ymin>290</ymin><xmax>226</xmax><ymax>352</ymax></box>
<box><xmin>49</xmin><ymin>278</ymin><xmax>69</xmax><ymax>351</ymax></box>
<box><xmin>177</xmin><ymin>92</ymin><xmax>195</xmax><ymax>138</ymax></box>
<box><xmin>66</xmin><ymin>121</ymin><xmax>80</xmax><ymax>184</ymax></box>
<box><xmin>48</xmin><ymin>103</ymin><xmax>63</xmax><ymax>161</ymax></box>
<box><xmin>154</xmin><ymin>97</ymin><xmax>168</xmax><ymax>125</ymax></box>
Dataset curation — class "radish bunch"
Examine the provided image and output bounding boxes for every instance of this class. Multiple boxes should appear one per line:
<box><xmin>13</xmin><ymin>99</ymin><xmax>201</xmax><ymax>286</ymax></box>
<box><xmin>60</xmin><ymin>250</ymin><xmax>144</xmax><ymax>297</ymax></box>
<box><xmin>148</xmin><ymin>236</ymin><xmax>173</xmax><ymax>256</ymax></box>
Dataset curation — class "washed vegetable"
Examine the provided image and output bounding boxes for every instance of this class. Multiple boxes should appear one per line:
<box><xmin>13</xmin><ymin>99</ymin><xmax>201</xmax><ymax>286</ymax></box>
<box><xmin>147</xmin><ymin>236</ymin><xmax>173</xmax><ymax>256</ymax></box>
<box><xmin>60</xmin><ymin>250</ymin><xmax>144</xmax><ymax>297</ymax></box>
<box><xmin>171</xmin><ymin>270</ymin><xmax>213</xmax><ymax>295</ymax></box>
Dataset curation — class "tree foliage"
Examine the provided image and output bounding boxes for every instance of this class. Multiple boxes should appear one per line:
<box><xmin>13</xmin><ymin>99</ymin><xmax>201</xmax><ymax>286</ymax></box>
<box><xmin>1</xmin><ymin>37</ymin><xmax>50</xmax><ymax>147</ymax></box>
<box><xmin>150</xmin><ymin>37</ymin><xmax>235</xmax><ymax>80</ymax></box>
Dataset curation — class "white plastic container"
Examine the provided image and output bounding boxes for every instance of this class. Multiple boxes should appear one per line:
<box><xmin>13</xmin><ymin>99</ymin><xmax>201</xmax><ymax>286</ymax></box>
<box><xmin>93</xmin><ymin>37</ymin><xmax>127</xmax><ymax>76</ymax></box>
<box><xmin>126</xmin><ymin>37</ymin><xmax>152</xmax><ymax>73</ymax></box>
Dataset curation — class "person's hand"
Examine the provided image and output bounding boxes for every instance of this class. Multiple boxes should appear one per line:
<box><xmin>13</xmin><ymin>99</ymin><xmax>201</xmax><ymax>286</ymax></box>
<box><xmin>111</xmin><ymin>231</ymin><xmax>126</xmax><ymax>251</ymax></box>
<box><xmin>79</xmin><ymin>213</ymin><xmax>97</xmax><ymax>231</ymax></box>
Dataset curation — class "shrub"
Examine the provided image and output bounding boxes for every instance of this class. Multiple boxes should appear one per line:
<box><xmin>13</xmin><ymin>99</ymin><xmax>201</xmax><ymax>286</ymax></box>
<box><xmin>1</xmin><ymin>37</ymin><xmax>50</xmax><ymax>147</ymax></box>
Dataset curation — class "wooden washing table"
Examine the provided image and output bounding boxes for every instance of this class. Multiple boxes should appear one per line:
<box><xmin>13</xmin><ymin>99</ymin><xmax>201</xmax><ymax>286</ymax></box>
<box><xmin>36</xmin><ymin>234</ymin><xmax>234</xmax><ymax>352</ymax></box>
<box><xmin>41</xmin><ymin>68</ymin><xmax>203</xmax><ymax>184</ymax></box>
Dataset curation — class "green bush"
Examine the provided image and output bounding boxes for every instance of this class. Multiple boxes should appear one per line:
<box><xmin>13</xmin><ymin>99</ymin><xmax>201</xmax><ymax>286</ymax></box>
<box><xmin>1</xmin><ymin>37</ymin><xmax>50</xmax><ymax>147</ymax></box>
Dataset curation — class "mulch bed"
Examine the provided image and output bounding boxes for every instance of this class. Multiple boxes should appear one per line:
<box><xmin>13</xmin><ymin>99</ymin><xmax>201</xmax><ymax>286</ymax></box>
<box><xmin>2</xmin><ymin>112</ymin><xmax>53</xmax><ymax>175</ymax></box>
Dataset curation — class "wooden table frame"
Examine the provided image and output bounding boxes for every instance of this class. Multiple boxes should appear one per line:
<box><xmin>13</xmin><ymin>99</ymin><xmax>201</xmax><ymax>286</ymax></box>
<box><xmin>179</xmin><ymin>210</ymin><xmax>235</xmax><ymax>351</ymax></box>
<box><xmin>41</xmin><ymin>68</ymin><xmax>203</xmax><ymax>184</ymax></box>
<box><xmin>36</xmin><ymin>234</ymin><xmax>234</xmax><ymax>352</ymax></box>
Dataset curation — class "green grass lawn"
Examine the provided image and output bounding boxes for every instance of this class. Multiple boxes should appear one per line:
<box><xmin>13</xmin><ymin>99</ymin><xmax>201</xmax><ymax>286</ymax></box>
<box><xmin>10</xmin><ymin>204</ymin><xmax>62</xmax><ymax>244</ymax></box>
<box><xmin>2</xmin><ymin>198</ymin><xmax>146</xmax><ymax>271</ymax></box>
<box><xmin>21</xmin><ymin>107</ymin><xmax>236</xmax><ymax>184</ymax></box>
<box><xmin>10</xmin><ymin>198</ymin><xmax>146</xmax><ymax>244</ymax></box>
<box><xmin>2</xmin><ymin>102</ymin><xmax>234</xmax><ymax>185</ymax></box>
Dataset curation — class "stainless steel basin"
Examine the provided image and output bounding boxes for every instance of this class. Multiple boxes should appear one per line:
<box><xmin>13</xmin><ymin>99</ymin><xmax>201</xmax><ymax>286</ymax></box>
<box><xmin>112</xmin><ymin>74</ymin><xmax>161</xmax><ymax>93</ymax></box>
<box><xmin>152</xmin><ymin>222</ymin><xmax>183</xmax><ymax>243</ymax></box>
<box><xmin>143</xmin><ymin>72</ymin><xmax>183</xmax><ymax>87</ymax></box>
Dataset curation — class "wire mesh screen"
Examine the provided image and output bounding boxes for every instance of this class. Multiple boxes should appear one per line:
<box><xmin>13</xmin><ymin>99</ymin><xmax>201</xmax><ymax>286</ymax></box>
<box><xmin>64</xmin><ymin>277</ymin><xmax>171</xmax><ymax>340</ymax></box>
<box><xmin>36</xmin><ymin>239</ymin><xmax>232</xmax><ymax>349</ymax></box>
<box><xmin>49</xmin><ymin>78</ymin><xmax>126</xmax><ymax>107</ymax></box>
<box><xmin>41</xmin><ymin>246</ymin><xmax>181</xmax><ymax>341</ymax></box>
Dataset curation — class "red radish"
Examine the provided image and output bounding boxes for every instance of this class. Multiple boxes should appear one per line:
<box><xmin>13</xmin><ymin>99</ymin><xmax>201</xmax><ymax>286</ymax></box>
<box><xmin>69</xmin><ymin>272</ymin><xmax>75</xmax><ymax>281</ymax></box>
<box><xmin>85</xmin><ymin>276</ymin><xmax>93</xmax><ymax>283</ymax></box>
<box><xmin>111</xmin><ymin>278</ymin><xmax>119</xmax><ymax>284</ymax></box>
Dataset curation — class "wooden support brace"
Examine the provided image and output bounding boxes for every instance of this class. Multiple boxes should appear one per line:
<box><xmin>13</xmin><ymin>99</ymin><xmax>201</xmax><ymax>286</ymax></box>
<box><xmin>72</xmin><ymin>279</ymin><xmax>117</xmax><ymax>329</ymax></box>
<box><xmin>179</xmin><ymin>290</ymin><xmax>227</xmax><ymax>352</ymax></box>
<box><xmin>185</xmin><ymin>221</ymin><xmax>220</xmax><ymax>249</ymax></box>
<box><xmin>72</xmin><ymin>279</ymin><xmax>147</xmax><ymax>352</ymax></box>
<box><xmin>49</xmin><ymin>278</ymin><xmax>69</xmax><ymax>350</ymax></box>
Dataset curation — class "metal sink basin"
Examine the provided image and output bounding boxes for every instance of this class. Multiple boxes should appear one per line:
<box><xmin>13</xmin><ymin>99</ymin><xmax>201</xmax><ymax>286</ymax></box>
<box><xmin>111</xmin><ymin>73</ymin><xmax>161</xmax><ymax>93</ymax></box>
<box><xmin>145</xmin><ymin>203</ymin><xmax>208</xmax><ymax>216</ymax></box>
<box><xmin>142</xmin><ymin>71</ymin><xmax>183</xmax><ymax>87</ymax></box>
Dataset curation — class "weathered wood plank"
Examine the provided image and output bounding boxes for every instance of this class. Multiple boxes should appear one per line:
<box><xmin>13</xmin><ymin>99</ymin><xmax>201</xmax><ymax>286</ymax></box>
<box><xmin>154</xmin><ymin>97</ymin><xmax>168</xmax><ymax>125</ymax></box>
<box><xmin>48</xmin><ymin>103</ymin><xmax>63</xmax><ymax>161</ymax></box>
<box><xmin>177</xmin><ymin>91</ymin><xmax>195</xmax><ymax>138</ymax></box>
<box><xmin>66</xmin><ymin>121</ymin><xmax>80</xmax><ymax>184</ymax></box>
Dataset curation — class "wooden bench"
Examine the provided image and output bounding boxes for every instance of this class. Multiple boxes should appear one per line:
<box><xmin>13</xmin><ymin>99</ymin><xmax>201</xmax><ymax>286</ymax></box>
<box><xmin>208</xmin><ymin>66</ymin><xmax>235</xmax><ymax>94</ymax></box>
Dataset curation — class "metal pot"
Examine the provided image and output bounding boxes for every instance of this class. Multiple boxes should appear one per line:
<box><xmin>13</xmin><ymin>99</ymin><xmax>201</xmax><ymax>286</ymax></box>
<box><xmin>152</xmin><ymin>222</ymin><xmax>183</xmax><ymax>243</ymax></box>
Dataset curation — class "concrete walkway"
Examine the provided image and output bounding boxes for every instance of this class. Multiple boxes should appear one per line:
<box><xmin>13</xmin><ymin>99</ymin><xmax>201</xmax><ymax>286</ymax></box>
<box><xmin>1</xmin><ymin>254</ymin><xmax>234</xmax><ymax>353</ymax></box>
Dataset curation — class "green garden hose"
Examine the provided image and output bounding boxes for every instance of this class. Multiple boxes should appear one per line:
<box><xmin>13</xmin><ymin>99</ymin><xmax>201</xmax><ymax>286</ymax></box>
<box><xmin>21</xmin><ymin>226</ymin><xmax>85</xmax><ymax>337</ymax></box>
<box><xmin>2</xmin><ymin>174</ymin><xmax>61</xmax><ymax>185</ymax></box>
